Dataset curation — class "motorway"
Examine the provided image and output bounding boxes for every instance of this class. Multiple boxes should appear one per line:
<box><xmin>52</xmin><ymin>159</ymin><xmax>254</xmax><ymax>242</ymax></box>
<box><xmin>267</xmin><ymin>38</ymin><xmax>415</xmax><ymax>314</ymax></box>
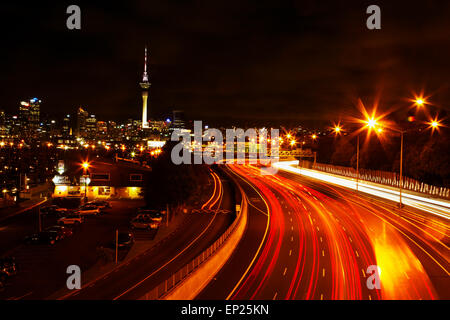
<box><xmin>62</xmin><ymin>168</ymin><xmax>235</xmax><ymax>300</ymax></box>
<box><xmin>198</xmin><ymin>164</ymin><xmax>449</xmax><ymax>300</ymax></box>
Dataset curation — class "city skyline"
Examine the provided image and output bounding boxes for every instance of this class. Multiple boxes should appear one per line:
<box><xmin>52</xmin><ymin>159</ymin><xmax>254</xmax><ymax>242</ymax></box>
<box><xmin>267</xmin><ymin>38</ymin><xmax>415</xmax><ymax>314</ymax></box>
<box><xmin>0</xmin><ymin>0</ymin><xmax>449</xmax><ymax>307</ymax></box>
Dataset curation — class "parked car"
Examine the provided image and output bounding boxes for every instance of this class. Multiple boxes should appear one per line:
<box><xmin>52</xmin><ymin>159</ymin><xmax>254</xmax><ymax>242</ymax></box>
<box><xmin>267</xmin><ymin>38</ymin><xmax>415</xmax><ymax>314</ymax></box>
<box><xmin>131</xmin><ymin>216</ymin><xmax>160</xmax><ymax>230</ymax></box>
<box><xmin>76</xmin><ymin>205</ymin><xmax>100</xmax><ymax>216</ymax></box>
<box><xmin>45</xmin><ymin>225</ymin><xmax>73</xmax><ymax>239</ymax></box>
<box><xmin>136</xmin><ymin>211</ymin><xmax>163</xmax><ymax>223</ymax></box>
<box><xmin>40</xmin><ymin>205</ymin><xmax>68</xmax><ymax>217</ymax></box>
<box><xmin>58</xmin><ymin>213</ymin><xmax>84</xmax><ymax>226</ymax></box>
<box><xmin>0</xmin><ymin>257</ymin><xmax>17</xmax><ymax>289</ymax></box>
<box><xmin>88</xmin><ymin>200</ymin><xmax>111</xmax><ymax>210</ymax></box>
<box><xmin>24</xmin><ymin>231</ymin><xmax>59</xmax><ymax>245</ymax></box>
<box><xmin>137</xmin><ymin>208</ymin><xmax>161</xmax><ymax>215</ymax></box>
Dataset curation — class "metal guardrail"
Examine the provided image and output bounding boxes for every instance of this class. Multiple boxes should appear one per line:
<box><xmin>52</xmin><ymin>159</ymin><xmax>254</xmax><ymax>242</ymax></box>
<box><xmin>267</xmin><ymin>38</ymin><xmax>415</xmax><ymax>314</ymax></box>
<box><xmin>141</xmin><ymin>168</ymin><xmax>244</xmax><ymax>300</ymax></box>
<box><xmin>299</xmin><ymin>160</ymin><xmax>450</xmax><ymax>200</ymax></box>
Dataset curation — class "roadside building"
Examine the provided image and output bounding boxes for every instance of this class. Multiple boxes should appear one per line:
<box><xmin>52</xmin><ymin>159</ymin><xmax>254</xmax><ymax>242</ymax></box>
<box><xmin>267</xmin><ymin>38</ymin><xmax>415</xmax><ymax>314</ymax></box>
<box><xmin>52</xmin><ymin>159</ymin><xmax>150</xmax><ymax>200</ymax></box>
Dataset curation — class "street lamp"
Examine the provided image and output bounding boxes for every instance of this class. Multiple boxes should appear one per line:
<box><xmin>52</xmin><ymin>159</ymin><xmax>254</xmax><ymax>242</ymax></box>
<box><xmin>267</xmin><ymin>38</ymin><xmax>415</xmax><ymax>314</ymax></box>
<box><xmin>366</xmin><ymin>118</ymin><xmax>377</xmax><ymax>128</ymax></box>
<box><xmin>429</xmin><ymin>119</ymin><xmax>441</xmax><ymax>132</ymax></box>
<box><xmin>354</xmin><ymin>116</ymin><xmax>379</xmax><ymax>192</ymax></box>
<box><xmin>415</xmin><ymin>98</ymin><xmax>424</xmax><ymax>106</ymax></box>
<box><xmin>82</xmin><ymin>161</ymin><xmax>90</xmax><ymax>203</ymax></box>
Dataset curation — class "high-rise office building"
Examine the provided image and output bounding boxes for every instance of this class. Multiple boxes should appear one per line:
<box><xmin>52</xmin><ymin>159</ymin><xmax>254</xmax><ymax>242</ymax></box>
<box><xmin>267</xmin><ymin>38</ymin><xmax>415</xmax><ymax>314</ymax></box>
<box><xmin>62</xmin><ymin>114</ymin><xmax>71</xmax><ymax>137</ymax></box>
<box><xmin>76</xmin><ymin>107</ymin><xmax>88</xmax><ymax>137</ymax></box>
<box><xmin>172</xmin><ymin>110</ymin><xmax>186</xmax><ymax>129</ymax></box>
<box><xmin>86</xmin><ymin>114</ymin><xmax>97</xmax><ymax>139</ymax></box>
<box><xmin>19</xmin><ymin>98</ymin><xmax>41</xmax><ymax>138</ymax></box>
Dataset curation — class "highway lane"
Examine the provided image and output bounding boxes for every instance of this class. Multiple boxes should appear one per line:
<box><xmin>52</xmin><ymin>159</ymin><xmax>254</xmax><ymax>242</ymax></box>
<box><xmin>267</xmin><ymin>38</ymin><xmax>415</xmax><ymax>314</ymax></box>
<box><xmin>279</xmin><ymin>170</ymin><xmax>449</xmax><ymax>299</ymax></box>
<box><xmin>63</xmin><ymin>167</ymin><xmax>235</xmax><ymax>300</ymax></box>
<box><xmin>198</xmin><ymin>164</ymin><xmax>449</xmax><ymax>300</ymax></box>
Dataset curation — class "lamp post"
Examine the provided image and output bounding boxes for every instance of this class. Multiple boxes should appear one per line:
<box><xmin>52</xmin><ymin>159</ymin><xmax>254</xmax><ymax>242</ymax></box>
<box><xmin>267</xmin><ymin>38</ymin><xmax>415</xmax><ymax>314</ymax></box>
<box><xmin>82</xmin><ymin>162</ymin><xmax>89</xmax><ymax>203</ymax></box>
<box><xmin>356</xmin><ymin>134</ymin><xmax>359</xmax><ymax>192</ymax></box>
<box><xmin>334</xmin><ymin>118</ymin><xmax>376</xmax><ymax>193</ymax></box>
<box><xmin>399</xmin><ymin>130</ymin><xmax>404</xmax><ymax>208</ymax></box>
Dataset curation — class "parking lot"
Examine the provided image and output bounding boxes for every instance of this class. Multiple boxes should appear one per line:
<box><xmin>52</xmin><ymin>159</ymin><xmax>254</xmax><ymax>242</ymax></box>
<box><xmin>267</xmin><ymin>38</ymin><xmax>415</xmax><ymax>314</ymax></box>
<box><xmin>0</xmin><ymin>199</ymin><xmax>147</xmax><ymax>299</ymax></box>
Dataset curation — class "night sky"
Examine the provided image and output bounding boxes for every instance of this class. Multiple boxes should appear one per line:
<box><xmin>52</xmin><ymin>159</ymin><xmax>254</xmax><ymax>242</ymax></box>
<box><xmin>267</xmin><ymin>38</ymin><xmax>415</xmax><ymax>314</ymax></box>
<box><xmin>1</xmin><ymin>1</ymin><xmax>450</xmax><ymax>126</ymax></box>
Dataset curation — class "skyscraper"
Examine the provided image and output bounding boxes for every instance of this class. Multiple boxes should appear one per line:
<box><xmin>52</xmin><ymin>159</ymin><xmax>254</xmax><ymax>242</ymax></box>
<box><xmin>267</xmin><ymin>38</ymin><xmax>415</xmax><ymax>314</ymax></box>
<box><xmin>173</xmin><ymin>110</ymin><xmax>186</xmax><ymax>129</ymax></box>
<box><xmin>140</xmin><ymin>46</ymin><xmax>151</xmax><ymax>129</ymax></box>
<box><xmin>86</xmin><ymin>114</ymin><xmax>97</xmax><ymax>139</ymax></box>
<box><xmin>76</xmin><ymin>107</ymin><xmax>88</xmax><ymax>137</ymax></box>
<box><xmin>62</xmin><ymin>114</ymin><xmax>71</xmax><ymax>137</ymax></box>
<box><xmin>19</xmin><ymin>98</ymin><xmax>40</xmax><ymax>138</ymax></box>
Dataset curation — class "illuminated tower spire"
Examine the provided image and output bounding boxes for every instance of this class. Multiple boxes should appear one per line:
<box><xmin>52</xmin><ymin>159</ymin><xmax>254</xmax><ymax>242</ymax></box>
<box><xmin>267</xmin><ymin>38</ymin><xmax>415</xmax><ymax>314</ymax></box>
<box><xmin>140</xmin><ymin>46</ymin><xmax>151</xmax><ymax>128</ymax></box>
<box><xmin>142</xmin><ymin>46</ymin><xmax>149</xmax><ymax>82</ymax></box>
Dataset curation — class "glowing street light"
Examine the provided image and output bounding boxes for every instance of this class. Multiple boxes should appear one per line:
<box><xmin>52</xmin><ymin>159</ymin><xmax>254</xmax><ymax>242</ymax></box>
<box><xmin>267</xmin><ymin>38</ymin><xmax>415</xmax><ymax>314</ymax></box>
<box><xmin>366</xmin><ymin>118</ymin><xmax>377</xmax><ymax>128</ymax></box>
<box><xmin>430</xmin><ymin>120</ymin><xmax>440</xmax><ymax>129</ymax></box>
<box><xmin>415</xmin><ymin>98</ymin><xmax>425</xmax><ymax>107</ymax></box>
<box><xmin>311</xmin><ymin>134</ymin><xmax>317</xmax><ymax>140</ymax></box>
<box><xmin>81</xmin><ymin>161</ymin><xmax>90</xmax><ymax>203</ymax></box>
<box><xmin>334</xmin><ymin>126</ymin><xmax>341</xmax><ymax>134</ymax></box>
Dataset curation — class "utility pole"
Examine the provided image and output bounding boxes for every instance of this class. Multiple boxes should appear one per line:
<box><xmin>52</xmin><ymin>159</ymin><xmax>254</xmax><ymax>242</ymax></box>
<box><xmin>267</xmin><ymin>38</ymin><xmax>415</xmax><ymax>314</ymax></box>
<box><xmin>115</xmin><ymin>229</ymin><xmax>118</xmax><ymax>264</ymax></box>
<box><xmin>166</xmin><ymin>203</ymin><xmax>169</xmax><ymax>227</ymax></box>
<box><xmin>399</xmin><ymin>131</ymin><xmax>404</xmax><ymax>208</ymax></box>
<box><xmin>356</xmin><ymin>134</ymin><xmax>360</xmax><ymax>192</ymax></box>
<box><xmin>38</xmin><ymin>207</ymin><xmax>42</xmax><ymax>232</ymax></box>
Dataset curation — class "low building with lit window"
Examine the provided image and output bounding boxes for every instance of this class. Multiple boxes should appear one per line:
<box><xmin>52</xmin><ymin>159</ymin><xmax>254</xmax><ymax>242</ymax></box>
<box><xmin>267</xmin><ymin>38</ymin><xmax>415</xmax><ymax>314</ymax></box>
<box><xmin>52</xmin><ymin>159</ymin><xmax>151</xmax><ymax>200</ymax></box>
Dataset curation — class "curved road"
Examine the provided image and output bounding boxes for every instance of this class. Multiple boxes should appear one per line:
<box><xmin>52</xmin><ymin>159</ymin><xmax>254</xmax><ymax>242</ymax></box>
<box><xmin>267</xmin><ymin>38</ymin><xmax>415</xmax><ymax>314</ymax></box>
<box><xmin>198</xmin><ymin>164</ymin><xmax>449</xmax><ymax>300</ymax></box>
<box><xmin>62</xmin><ymin>168</ymin><xmax>235</xmax><ymax>300</ymax></box>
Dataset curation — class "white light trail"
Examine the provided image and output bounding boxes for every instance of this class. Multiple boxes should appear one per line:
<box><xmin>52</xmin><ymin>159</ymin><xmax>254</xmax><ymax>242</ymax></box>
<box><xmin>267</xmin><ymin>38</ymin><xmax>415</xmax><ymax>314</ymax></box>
<box><xmin>273</xmin><ymin>161</ymin><xmax>450</xmax><ymax>220</ymax></box>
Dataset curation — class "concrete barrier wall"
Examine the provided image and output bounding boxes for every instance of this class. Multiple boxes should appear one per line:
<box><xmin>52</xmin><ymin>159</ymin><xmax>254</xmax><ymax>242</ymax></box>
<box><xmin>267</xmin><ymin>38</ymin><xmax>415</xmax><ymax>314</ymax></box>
<box><xmin>152</xmin><ymin>168</ymin><xmax>249</xmax><ymax>300</ymax></box>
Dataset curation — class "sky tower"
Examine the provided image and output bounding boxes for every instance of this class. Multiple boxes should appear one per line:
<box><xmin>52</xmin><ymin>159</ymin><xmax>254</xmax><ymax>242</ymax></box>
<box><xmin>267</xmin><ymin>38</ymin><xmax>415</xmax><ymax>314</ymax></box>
<box><xmin>140</xmin><ymin>46</ymin><xmax>151</xmax><ymax>129</ymax></box>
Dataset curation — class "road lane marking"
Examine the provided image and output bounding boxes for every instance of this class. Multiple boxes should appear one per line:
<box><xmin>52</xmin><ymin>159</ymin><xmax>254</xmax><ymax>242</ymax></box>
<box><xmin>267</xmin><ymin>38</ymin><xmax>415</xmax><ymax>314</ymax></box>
<box><xmin>273</xmin><ymin>292</ymin><xmax>278</xmax><ymax>300</ymax></box>
<box><xmin>114</xmin><ymin>197</ymin><xmax>223</xmax><ymax>300</ymax></box>
<box><xmin>289</xmin><ymin>249</ymin><xmax>292</xmax><ymax>256</ymax></box>
<box><xmin>248</xmin><ymin>201</ymin><xmax>269</xmax><ymax>216</ymax></box>
<box><xmin>322</xmin><ymin>268</ymin><xmax>326</xmax><ymax>277</ymax></box>
<box><xmin>225</xmin><ymin>168</ymin><xmax>271</xmax><ymax>300</ymax></box>
<box><xmin>283</xmin><ymin>267</ymin><xmax>287</xmax><ymax>276</ymax></box>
